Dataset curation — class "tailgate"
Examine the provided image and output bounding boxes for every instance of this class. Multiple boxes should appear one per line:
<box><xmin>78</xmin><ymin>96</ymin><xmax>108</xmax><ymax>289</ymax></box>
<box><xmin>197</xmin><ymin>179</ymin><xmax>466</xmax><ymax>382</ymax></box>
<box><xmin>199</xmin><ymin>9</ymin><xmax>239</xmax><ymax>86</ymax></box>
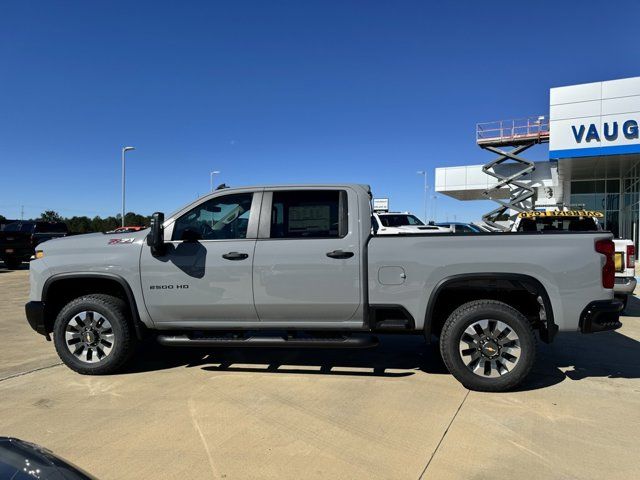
<box><xmin>0</xmin><ymin>232</ymin><xmax>31</xmax><ymax>252</ymax></box>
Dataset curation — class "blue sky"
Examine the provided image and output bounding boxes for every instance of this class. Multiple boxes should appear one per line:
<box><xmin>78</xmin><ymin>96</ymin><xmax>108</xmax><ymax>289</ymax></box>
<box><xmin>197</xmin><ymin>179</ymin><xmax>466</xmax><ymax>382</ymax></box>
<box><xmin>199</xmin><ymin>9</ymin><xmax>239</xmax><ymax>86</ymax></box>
<box><xmin>1</xmin><ymin>0</ymin><xmax>639</xmax><ymax>221</ymax></box>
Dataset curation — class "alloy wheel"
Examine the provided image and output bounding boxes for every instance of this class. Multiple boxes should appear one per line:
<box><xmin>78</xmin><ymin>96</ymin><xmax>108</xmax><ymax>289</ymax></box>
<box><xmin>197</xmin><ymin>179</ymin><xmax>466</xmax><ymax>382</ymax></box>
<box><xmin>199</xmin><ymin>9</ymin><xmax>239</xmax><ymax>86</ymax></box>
<box><xmin>64</xmin><ymin>311</ymin><xmax>115</xmax><ymax>364</ymax></box>
<box><xmin>458</xmin><ymin>319</ymin><xmax>521</xmax><ymax>378</ymax></box>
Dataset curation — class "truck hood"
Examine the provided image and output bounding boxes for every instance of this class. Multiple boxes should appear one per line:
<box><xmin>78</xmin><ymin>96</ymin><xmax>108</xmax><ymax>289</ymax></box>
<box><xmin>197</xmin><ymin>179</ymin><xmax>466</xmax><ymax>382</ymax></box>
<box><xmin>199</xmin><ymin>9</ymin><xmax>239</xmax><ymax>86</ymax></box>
<box><xmin>39</xmin><ymin>229</ymin><xmax>149</xmax><ymax>253</ymax></box>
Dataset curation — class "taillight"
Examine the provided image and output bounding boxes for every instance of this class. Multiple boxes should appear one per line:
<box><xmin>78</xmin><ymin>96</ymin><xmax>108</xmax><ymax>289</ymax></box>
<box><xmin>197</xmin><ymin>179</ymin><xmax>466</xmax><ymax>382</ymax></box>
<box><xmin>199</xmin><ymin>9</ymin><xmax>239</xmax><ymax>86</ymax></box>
<box><xmin>595</xmin><ymin>239</ymin><xmax>615</xmax><ymax>289</ymax></box>
<box><xmin>627</xmin><ymin>245</ymin><xmax>635</xmax><ymax>269</ymax></box>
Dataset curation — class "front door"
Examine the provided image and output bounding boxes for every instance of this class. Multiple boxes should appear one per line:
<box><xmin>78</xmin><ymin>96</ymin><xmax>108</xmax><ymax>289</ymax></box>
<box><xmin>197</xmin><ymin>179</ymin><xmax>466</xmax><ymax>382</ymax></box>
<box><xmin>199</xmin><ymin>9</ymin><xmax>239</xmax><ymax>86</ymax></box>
<box><xmin>252</xmin><ymin>188</ymin><xmax>362</xmax><ymax>324</ymax></box>
<box><xmin>140</xmin><ymin>190</ymin><xmax>261</xmax><ymax>327</ymax></box>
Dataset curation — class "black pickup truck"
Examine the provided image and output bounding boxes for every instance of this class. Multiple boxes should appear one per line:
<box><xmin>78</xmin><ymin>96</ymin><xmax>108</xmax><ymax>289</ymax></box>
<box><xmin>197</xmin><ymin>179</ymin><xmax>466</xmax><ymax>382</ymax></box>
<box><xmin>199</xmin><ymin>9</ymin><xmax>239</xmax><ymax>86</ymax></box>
<box><xmin>0</xmin><ymin>221</ymin><xmax>68</xmax><ymax>269</ymax></box>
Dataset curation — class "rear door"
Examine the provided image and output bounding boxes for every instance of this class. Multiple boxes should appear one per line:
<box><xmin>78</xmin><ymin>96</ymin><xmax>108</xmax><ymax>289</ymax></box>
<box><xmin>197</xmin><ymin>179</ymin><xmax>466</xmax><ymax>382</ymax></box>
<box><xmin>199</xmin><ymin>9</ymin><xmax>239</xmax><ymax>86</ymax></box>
<box><xmin>252</xmin><ymin>188</ymin><xmax>362</xmax><ymax>324</ymax></box>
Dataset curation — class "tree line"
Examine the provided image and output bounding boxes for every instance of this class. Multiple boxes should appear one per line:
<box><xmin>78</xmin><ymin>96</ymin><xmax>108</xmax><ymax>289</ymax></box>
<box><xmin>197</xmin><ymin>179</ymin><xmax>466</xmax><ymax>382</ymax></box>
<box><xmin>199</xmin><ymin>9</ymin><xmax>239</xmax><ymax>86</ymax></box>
<box><xmin>0</xmin><ymin>211</ymin><xmax>151</xmax><ymax>233</ymax></box>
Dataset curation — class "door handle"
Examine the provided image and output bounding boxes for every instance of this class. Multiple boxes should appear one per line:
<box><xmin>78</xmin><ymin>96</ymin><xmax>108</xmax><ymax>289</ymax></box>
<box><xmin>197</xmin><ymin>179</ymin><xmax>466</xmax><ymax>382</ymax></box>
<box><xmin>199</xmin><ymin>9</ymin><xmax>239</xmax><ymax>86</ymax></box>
<box><xmin>326</xmin><ymin>250</ymin><xmax>354</xmax><ymax>259</ymax></box>
<box><xmin>222</xmin><ymin>252</ymin><xmax>249</xmax><ymax>261</ymax></box>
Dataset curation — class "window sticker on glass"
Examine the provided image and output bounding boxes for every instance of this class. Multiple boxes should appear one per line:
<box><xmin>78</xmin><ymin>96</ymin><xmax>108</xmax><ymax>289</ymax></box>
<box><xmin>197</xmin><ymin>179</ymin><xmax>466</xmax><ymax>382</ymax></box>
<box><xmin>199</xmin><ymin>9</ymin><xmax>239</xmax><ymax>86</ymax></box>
<box><xmin>289</xmin><ymin>206</ymin><xmax>331</xmax><ymax>233</ymax></box>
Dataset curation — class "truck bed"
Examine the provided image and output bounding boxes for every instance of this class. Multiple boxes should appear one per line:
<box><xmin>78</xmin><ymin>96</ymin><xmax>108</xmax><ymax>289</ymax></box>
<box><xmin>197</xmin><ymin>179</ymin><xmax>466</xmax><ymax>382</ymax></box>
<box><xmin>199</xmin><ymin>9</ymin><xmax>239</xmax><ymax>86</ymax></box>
<box><xmin>367</xmin><ymin>231</ymin><xmax>612</xmax><ymax>331</ymax></box>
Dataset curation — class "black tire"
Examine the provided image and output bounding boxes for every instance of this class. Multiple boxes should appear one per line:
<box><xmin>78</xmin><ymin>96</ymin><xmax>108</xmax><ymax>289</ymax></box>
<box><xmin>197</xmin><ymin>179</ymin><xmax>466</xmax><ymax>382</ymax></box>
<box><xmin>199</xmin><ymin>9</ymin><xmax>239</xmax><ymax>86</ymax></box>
<box><xmin>619</xmin><ymin>295</ymin><xmax>628</xmax><ymax>313</ymax></box>
<box><xmin>439</xmin><ymin>300</ymin><xmax>536</xmax><ymax>392</ymax></box>
<box><xmin>53</xmin><ymin>294</ymin><xmax>137</xmax><ymax>375</ymax></box>
<box><xmin>3</xmin><ymin>257</ymin><xmax>22</xmax><ymax>270</ymax></box>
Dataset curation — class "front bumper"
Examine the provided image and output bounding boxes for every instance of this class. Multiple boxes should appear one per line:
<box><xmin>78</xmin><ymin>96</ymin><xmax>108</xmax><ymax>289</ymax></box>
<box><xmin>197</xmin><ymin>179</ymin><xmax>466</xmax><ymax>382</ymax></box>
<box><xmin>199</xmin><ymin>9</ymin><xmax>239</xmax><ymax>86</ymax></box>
<box><xmin>613</xmin><ymin>276</ymin><xmax>637</xmax><ymax>295</ymax></box>
<box><xmin>25</xmin><ymin>301</ymin><xmax>47</xmax><ymax>336</ymax></box>
<box><xmin>579</xmin><ymin>300</ymin><xmax>623</xmax><ymax>333</ymax></box>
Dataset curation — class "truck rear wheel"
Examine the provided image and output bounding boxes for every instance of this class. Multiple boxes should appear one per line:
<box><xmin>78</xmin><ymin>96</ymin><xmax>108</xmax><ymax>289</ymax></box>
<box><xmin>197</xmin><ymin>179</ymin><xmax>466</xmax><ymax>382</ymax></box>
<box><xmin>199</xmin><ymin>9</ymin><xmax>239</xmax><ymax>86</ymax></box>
<box><xmin>53</xmin><ymin>294</ymin><xmax>137</xmax><ymax>375</ymax></box>
<box><xmin>439</xmin><ymin>300</ymin><xmax>536</xmax><ymax>392</ymax></box>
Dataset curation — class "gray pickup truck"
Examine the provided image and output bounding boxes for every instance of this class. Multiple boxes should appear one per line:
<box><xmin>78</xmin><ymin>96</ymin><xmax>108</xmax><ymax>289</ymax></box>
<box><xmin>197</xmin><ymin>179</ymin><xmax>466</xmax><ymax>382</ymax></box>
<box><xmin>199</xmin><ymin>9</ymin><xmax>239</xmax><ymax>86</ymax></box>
<box><xmin>25</xmin><ymin>184</ymin><xmax>623</xmax><ymax>391</ymax></box>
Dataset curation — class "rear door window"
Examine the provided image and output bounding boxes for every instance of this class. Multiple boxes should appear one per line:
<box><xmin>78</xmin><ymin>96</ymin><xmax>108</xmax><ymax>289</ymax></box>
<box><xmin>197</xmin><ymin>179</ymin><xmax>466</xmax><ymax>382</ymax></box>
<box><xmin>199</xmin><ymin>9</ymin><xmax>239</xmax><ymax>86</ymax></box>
<box><xmin>3</xmin><ymin>222</ymin><xmax>34</xmax><ymax>233</ymax></box>
<box><xmin>378</xmin><ymin>214</ymin><xmax>424</xmax><ymax>227</ymax></box>
<box><xmin>270</xmin><ymin>190</ymin><xmax>348</xmax><ymax>238</ymax></box>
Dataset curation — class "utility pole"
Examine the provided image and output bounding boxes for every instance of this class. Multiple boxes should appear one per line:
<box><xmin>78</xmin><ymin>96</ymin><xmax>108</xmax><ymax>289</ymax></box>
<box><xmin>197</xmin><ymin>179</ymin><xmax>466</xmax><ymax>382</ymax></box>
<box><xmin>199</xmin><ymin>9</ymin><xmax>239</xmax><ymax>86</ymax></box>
<box><xmin>121</xmin><ymin>146</ymin><xmax>135</xmax><ymax>227</ymax></box>
<box><xmin>416</xmin><ymin>171</ymin><xmax>428</xmax><ymax>223</ymax></box>
<box><xmin>20</xmin><ymin>205</ymin><xmax>24</xmax><ymax>220</ymax></box>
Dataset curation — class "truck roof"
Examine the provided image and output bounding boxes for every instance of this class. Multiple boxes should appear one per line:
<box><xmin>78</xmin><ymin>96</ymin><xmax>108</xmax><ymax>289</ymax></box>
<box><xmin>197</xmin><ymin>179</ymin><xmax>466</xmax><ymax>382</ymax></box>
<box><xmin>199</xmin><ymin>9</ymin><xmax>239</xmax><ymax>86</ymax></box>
<box><xmin>168</xmin><ymin>183</ymin><xmax>372</xmax><ymax>220</ymax></box>
<box><xmin>210</xmin><ymin>183</ymin><xmax>371</xmax><ymax>192</ymax></box>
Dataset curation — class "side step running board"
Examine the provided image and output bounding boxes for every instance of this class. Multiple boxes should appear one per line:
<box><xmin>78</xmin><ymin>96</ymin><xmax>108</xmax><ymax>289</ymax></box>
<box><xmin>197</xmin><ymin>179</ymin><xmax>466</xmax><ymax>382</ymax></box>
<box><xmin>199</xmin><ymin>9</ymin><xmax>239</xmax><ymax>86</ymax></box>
<box><xmin>157</xmin><ymin>334</ymin><xmax>378</xmax><ymax>349</ymax></box>
<box><xmin>375</xmin><ymin>319</ymin><xmax>411</xmax><ymax>330</ymax></box>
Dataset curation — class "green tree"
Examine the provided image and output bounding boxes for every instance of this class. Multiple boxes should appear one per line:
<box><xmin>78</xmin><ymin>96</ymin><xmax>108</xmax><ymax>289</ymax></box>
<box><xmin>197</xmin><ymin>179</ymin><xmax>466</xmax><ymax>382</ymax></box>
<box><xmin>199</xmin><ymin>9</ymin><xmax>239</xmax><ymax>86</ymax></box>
<box><xmin>0</xmin><ymin>214</ymin><xmax>6</xmax><ymax>222</ymax></box>
<box><xmin>40</xmin><ymin>210</ymin><xmax>63</xmax><ymax>222</ymax></box>
<box><xmin>104</xmin><ymin>216</ymin><xmax>120</xmax><ymax>231</ymax></box>
<box><xmin>90</xmin><ymin>216</ymin><xmax>105</xmax><ymax>232</ymax></box>
<box><xmin>66</xmin><ymin>216</ymin><xmax>92</xmax><ymax>233</ymax></box>
<box><xmin>124</xmin><ymin>212</ymin><xmax>150</xmax><ymax>227</ymax></box>
<box><xmin>30</xmin><ymin>211</ymin><xmax>151</xmax><ymax>233</ymax></box>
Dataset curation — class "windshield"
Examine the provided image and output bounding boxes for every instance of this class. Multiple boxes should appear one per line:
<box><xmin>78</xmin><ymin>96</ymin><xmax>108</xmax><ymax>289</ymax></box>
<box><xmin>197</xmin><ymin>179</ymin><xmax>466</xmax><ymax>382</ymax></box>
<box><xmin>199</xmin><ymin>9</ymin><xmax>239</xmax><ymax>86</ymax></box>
<box><xmin>517</xmin><ymin>216</ymin><xmax>600</xmax><ymax>232</ymax></box>
<box><xmin>378</xmin><ymin>214</ymin><xmax>424</xmax><ymax>227</ymax></box>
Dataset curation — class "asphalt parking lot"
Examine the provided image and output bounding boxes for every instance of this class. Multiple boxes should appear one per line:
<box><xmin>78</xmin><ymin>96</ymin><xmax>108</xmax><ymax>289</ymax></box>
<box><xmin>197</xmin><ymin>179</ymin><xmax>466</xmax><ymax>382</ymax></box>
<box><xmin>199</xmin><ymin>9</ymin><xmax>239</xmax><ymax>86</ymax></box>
<box><xmin>1</xmin><ymin>267</ymin><xmax>639</xmax><ymax>479</ymax></box>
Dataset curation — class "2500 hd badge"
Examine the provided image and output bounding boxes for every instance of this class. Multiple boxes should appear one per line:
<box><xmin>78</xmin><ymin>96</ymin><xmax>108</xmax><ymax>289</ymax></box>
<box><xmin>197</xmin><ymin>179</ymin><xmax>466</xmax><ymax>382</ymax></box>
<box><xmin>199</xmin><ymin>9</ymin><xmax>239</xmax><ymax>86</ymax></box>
<box><xmin>149</xmin><ymin>284</ymin><xmax>189</xmax><ymax>290</ymax></box>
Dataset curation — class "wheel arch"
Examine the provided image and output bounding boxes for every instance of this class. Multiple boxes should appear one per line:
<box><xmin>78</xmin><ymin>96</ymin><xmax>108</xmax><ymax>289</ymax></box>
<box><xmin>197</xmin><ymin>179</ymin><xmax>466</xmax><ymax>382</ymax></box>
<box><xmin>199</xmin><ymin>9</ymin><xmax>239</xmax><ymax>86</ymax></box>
<box><xmin>42</xmin><ymin>272</ymin><xmax>147</xmax><ymax>339</ymax></box>
<box><xmin>424</xmin><ymin>273</ymin><xmax>556</xmax><ymax>343</ymax></box>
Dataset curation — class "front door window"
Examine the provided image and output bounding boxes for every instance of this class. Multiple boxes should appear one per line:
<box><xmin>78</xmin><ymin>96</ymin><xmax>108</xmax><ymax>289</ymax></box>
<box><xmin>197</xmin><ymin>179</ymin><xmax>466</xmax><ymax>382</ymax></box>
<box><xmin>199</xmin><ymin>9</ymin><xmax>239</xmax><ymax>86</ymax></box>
<box><xmin>172</xmin><ymin>193</ymin><xmax>253</xmax><ymax>241</ymax></box>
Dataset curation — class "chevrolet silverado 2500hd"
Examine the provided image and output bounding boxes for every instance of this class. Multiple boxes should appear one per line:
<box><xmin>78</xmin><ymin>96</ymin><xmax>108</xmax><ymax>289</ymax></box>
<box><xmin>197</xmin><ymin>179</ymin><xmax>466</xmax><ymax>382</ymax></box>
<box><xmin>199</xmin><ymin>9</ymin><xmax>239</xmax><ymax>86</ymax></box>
<box><xmin>25</xmin><ymin>184</ymin><xmax>623</xmax><ymax>391</ymax></box>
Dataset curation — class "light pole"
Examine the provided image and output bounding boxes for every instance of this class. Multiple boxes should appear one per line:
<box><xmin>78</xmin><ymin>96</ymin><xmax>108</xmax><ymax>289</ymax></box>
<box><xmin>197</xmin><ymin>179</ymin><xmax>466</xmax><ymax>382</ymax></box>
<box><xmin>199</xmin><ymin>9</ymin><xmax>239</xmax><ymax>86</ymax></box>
<box><xmin>431</xmin><ymin>194</ymin><xmax>438</xmax><ymax>222</ymax></box>
<box><xmin>210</xmin><ymin>170</ymin><xmax>220</xmax><ymax>192</ymax></box>
<box><xmin>121</xmin><ymin>146</ymin><xmax>135</xmax><ymax>227</ymax></box>
<box><xmin>417</xmin><ymin>171</ymin><xmax>428</xmax><ymax>223</ymax></box>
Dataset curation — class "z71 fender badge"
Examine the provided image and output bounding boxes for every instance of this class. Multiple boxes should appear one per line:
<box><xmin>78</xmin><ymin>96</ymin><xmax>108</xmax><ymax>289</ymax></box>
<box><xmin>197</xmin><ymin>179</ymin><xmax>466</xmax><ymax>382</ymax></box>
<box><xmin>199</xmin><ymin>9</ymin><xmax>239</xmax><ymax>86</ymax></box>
<box><xmin>108</xmin><ymin>238</ymin><xmax>136</xmax><ymax>245</ymax></box>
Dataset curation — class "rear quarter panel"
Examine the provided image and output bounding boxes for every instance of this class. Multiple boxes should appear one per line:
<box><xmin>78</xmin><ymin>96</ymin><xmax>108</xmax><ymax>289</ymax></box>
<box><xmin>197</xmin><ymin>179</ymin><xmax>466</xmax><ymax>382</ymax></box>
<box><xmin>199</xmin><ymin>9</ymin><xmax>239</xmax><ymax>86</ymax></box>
<box><xmin>368</xmin><ymin>232</ymin><xmax>613</xmax><ymax>331</ymax></box>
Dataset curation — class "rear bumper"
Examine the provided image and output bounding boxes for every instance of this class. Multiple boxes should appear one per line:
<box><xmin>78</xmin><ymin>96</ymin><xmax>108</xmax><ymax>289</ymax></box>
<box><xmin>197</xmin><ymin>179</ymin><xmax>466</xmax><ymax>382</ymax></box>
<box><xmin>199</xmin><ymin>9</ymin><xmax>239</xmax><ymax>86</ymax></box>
<box><xmin>613</xmin><ymin>276</ymin><xmax>637</xmax><ymax>295</ymax></box>
<box><xmin>1</xmin><ymin>246</ymin><xmax>32</xmax><ymax>259</ymax></box>
<box><xmin>25</xmin><ymin>301</ymin><xmax>47</xmax><ymax>336</ymax></box>
<box><xmin>579</xmin><ymin>300</ymin><xmax>623</xmax><ymax>333</ymax></box>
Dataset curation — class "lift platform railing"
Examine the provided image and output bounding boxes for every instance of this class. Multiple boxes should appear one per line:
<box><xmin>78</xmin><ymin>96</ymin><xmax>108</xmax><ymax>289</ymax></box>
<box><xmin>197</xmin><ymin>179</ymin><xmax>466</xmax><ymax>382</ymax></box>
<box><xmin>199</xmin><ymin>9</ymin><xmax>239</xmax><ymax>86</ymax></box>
<box><xmin>476</xmin><ymin>116</ymin><xmax>549</xmax><ymax>146</ymax></box>
<box><xmin>476</xmin><ymin>115</ymin><xmax>552</xmax><ymax>230</ymax></box>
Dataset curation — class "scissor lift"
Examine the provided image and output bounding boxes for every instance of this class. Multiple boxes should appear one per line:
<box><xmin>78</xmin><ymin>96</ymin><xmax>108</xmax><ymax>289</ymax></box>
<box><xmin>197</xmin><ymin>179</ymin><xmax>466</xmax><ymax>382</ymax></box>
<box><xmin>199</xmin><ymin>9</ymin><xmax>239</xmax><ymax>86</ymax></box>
<box><xmin>476</xmin><ymin>116</ymin><xmax>550</xmax><ymax>230</ymax></box>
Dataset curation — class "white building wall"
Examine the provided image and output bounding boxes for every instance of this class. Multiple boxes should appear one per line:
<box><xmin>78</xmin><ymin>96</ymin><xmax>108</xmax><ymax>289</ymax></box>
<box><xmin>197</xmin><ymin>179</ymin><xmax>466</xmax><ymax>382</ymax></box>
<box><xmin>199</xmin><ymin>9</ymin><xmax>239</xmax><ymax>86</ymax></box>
<box><xmin>435</xmin><ymin>162</ymin><xmax>560</xmax><ymax>205</ymax></box>
<box><xmin>550</xmin><ymin>77</ymin><xmax>640</xmax><ymax>158</ymax></box>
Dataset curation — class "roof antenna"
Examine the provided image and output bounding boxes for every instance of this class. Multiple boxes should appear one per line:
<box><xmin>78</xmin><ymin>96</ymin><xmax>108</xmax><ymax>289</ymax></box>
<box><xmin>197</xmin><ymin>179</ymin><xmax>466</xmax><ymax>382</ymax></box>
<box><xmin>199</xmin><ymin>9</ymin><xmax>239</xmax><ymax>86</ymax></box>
<box><xmin>216</xmin><ymin>183</ymin><xmax>229</xmax><ymax>190</ymax></box>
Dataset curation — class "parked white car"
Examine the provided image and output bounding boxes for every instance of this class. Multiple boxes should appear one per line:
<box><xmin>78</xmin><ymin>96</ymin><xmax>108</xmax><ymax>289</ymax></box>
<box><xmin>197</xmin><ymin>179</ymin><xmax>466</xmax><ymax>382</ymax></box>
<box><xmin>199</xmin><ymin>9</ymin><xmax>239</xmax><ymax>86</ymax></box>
<box><xmin>513</xmin><ymin>210</ymin><xmax>636</xmax><ymax>309</ymax></box>
<box><xmin>372</xmin><ymin>212</ymin><xmax>451</xmax><ymax>235</ymax></box>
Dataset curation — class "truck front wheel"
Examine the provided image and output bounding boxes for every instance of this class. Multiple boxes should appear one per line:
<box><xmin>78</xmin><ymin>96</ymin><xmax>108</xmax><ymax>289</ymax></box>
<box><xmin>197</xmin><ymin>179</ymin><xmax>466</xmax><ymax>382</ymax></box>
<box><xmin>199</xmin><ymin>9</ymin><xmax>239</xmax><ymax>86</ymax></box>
<box><xmin>53</xmin><ymin>294</ymin><xmax>137</xmax><ymax>375</ymax></box>
<box><xmin>439</xmin><ymin>300</ymin><xmax>536</xmax><ymax>392</ymax></box>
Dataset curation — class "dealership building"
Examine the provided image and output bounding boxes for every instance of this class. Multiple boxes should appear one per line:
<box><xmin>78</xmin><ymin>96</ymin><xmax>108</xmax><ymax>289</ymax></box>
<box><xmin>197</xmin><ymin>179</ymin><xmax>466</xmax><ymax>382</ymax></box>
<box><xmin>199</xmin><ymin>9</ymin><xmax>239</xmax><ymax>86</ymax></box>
<box><xmin>435</xmin><ymin>76</ymin><xmax>640</xmax><ymax>245</ymax></box>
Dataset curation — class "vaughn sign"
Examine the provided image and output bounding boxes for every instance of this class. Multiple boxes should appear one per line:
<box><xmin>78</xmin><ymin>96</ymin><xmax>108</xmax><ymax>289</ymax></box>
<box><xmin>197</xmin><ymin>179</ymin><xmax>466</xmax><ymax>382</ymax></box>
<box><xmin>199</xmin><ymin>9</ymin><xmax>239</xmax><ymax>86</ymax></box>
<box><xmin>549</xmin><ymin>77</ymin><xmax>640</xmax><ymax>159</ymax></box>
<box><xmin>550</xmin><ymin>116</ymin><xmax>640</xmax><ymax>158</ymax></box>
<box><xmin>572</xmin><ymin>120</ymin><xmax>639</xmax><ymax>144</ymax></box>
